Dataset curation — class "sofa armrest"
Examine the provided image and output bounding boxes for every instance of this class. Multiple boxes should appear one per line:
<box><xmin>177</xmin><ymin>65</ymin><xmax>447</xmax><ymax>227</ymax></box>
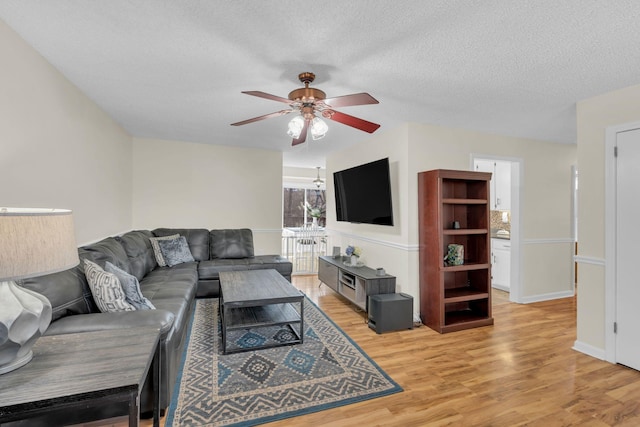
<box><xmin>44</xmin><ymin>309</ymin><xmax>176</xmax><ymax>337</ymax></box>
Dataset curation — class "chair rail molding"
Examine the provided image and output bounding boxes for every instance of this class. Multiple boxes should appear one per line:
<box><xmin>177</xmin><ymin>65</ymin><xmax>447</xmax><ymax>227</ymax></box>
<box><xmin>573</xmin><ymin>255</ymin><xmax>605</xmax><ymax>266</ymax></box>
<box><xmin>325</xmin><ymin>228</ymin><xmax>418</xmax><ymax>252</ymax></box>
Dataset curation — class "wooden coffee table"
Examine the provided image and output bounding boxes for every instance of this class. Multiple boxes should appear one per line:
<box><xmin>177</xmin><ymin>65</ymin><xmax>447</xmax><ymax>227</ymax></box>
<box><xmin>219</xmin><ymin>269</ymin><xmax>304</xmax><ymax>354</ymax></box>
<box><xmin>0</xmin><ymin>327</ymin><xmax>161</xmax><ymax>427</ymax></box>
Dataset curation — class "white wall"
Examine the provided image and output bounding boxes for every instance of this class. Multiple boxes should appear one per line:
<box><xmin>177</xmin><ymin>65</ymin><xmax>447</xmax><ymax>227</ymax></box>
<box><xmin>408</xmin><ymin>123</ymin><xmax>576</xmax><ymax>301</ymax></box>
<box><xmin>575</xmin><ymin>82</ymin><xmax>640</xmax><ymax>354</ymax></box>
<box><xmin>132</xmin><ymin>138</ymin><xmax>283</xmax><ymax>254</ymax></box>
<box><xmin>326</xmin><ymin>125</ymin><xmax>413</xmax><ymax>298</ymax></box>
<box><xmin>326</xmin><ymin>122</ymin><xmax>576</xmax><ymax>316</ymax></box>
<box><xmin>0</xmin><ymin>19</ymin><xmax>132</xmax><ymax>245</ymax></box>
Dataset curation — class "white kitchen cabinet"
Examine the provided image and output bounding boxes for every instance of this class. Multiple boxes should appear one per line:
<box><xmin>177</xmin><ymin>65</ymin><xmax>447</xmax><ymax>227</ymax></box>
<box><xmin>494</xmin><ymin>161</ymin><xmax>511</xmax><ymax>210</ymax></box>
<box><xmin>473</xmin><ymin>160</ymin><xmax>511</xmax><ymax>210</ymax></box>
<box><xmin>474</xmin><ymin>160</ymin><xmax>496</xmax><ymax>209</ymax></box>
<box><xmin>491</xmin><ymin>238</ymin><xmax>511</xmax><ymax>291</ymax></box>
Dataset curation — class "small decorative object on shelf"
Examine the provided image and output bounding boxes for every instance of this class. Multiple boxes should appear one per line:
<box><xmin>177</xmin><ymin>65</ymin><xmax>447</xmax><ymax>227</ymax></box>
<box><xmin>344</xmin><ymin>245</ymin><xmax>363</xmax><ymax>267</ymax></box>
<box><xmin>444</xmin><ymin>244</ymin><xmax>464</xmax><ymax>266</ymax></box>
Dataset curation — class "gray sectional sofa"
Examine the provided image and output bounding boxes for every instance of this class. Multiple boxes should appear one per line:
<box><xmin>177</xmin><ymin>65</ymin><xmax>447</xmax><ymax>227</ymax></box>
<box><xmin>20</xmin><ymin>228</ymin><xmax>292</xmax><ymax>420</ymax></box>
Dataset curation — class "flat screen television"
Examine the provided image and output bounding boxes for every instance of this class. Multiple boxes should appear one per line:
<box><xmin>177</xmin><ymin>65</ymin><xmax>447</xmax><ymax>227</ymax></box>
<box><xmin>333</xmin><ymin>158</ymin><xmax>394</xmax><ymax>226</ymax></box>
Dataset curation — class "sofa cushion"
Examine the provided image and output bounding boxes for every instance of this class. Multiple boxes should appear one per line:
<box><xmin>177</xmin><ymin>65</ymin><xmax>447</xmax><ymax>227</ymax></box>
<box><xmin>157</xmin><ymin>236</ymin><xmax>195</xmax><ymax>267</ymax></box>
<box><xmin>248</xmin><ymin>255</ymin><xmax>293</xmax><ymax>278</ymax></box>
<box><xmin>81</xmin><ymin>237</ymin><xmax>131</xmax><ymax>273</ymax></box>
<box><xmin>210</xmin><ymin>228</ymin><xmax>254</xmax><ymax>259</ymax></box>
<box><xmin>153</xmin><ymin>228</ymin><xmax>210</xmax><ymax>261</ymax></box>
<box><xmin>20</xmin><ymin>260</ymin><xmax>97</xmax><ymax>322</ymax></box>
<box><xmin>105</xmin><ymin>261</ymin><xmax>155</xmax><ymax>310</ymax></box>
<box><xmin>84</xmin><ymin>259</ymin><xmax>135</xmax><ymax>313</ymax></box>
<box><xmin>116</xmin><ymin>230</ymin><xmax>157</xmax><ymax>280</ymax></box>
<box><xmin>139</xmin><ymin>262</ymin><xmax>197</xmax><ymax>348</ymax></box>
<box><xmin>198</xmin><ymin>258</ymin><xmax>250</xmax><ymax>280</ymax></box>
<box><xmin>141</xmin><ymin>262</ymin><xmax>198</xmax><ymax>303</ymax></box>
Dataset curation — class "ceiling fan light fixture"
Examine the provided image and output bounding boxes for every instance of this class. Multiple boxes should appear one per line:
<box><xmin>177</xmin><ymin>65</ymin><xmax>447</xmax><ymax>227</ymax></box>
<box><xmin>287</xmin><ymin>115</ymin><xmax>305</xmax><ymax>139</ymax></box>
<box><xmin>310</xmin><ymin>117</ymin><xmax>328</xmax><ymax>140</ymax></box>
<box><xmin>233</xmin><ymin>71</ymin><xmax>379</xmax><ymax>146</ymax></box>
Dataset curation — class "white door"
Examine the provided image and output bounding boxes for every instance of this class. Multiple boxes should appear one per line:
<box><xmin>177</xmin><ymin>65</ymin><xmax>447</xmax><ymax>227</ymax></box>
<box><xmin>616</xmin><ymin>127</ymin><xmax>640</xmax><ymax>370</ymax></box>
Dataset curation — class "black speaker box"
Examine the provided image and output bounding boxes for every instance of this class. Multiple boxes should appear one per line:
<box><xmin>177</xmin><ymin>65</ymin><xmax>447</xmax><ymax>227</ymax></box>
<box><xmin>368</xmin><ymin>293</ymin><xmax>413</xmax><ymax>334</ymax></box>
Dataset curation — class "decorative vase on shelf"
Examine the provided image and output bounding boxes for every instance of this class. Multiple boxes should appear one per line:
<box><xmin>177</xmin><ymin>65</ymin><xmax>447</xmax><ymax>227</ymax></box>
<box><xmin>312</xmin><ymin>217</ymin><xmax>318</xmax><ymax>228</ymax></box>
<box><xmin>350</xmin><ymin>255</ymin><xmax>358</xmax><ymax>266</ymax></box>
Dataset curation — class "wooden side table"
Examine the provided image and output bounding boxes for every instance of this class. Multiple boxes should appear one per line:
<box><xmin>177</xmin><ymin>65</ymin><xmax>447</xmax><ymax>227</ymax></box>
<box><xmin>0</xmin><ymin>326</ymin><xmax>161</xmax><ymax>427</ymax></box>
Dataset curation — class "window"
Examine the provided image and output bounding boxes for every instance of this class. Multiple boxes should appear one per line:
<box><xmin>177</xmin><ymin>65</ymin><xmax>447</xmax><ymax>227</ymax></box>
<box><xmin>283</xmin><ymin>188</ymin><xmax>326</xmax><ymax>227</ymax></box>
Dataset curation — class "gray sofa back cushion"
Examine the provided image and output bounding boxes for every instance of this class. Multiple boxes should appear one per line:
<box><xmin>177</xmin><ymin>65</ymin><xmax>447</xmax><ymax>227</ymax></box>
<box><xmin>81</xmin><ymin>237</ymin><xmax>132</xmax><ymax>273</ymax></box>
<box><xmin>21</xmin><ymin>249</ymin><xmax>98</xmax><ymax>322</ymax></box>
<box><xmin>210</xmin><ymin>228</ymin><xmax>254</xmax><ymax>259</ymax></box>
<box><xmin>152</xmin><ymin>228</ymin><xmax>210</xmax><ymax>261</ymax></box>
<box><xmin>117</xmin><ymin>230</ymin><xmax>157</xmax><ymax>280</ymax></box>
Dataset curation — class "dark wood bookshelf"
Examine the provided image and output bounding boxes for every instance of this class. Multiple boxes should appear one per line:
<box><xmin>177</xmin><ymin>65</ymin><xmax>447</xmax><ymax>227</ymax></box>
<box><xmin>418</xmin><ymin>169</ymin><xmax>494</xmax><ymax>333</ymax></box>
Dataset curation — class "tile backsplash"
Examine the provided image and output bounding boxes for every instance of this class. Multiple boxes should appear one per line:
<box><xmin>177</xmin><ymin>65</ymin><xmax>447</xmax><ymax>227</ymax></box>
<box><xmin>490</xmin><ymin>210</ymin><xmax>511</xmax><ymax>232</ymax></box>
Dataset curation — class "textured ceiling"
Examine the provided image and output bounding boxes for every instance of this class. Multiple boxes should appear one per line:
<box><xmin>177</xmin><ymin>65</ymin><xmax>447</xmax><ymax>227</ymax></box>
<box><xmin>2</xmin><ymin>1</ymin><xmax>640</xmax><ymax>168</ymax></box>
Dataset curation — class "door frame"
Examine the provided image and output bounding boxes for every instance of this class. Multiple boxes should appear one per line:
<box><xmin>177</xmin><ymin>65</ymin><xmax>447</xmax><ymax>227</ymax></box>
<box><xmin>470</xmin><ymin>154</ymin><xmax>523</xmax><ymax>303</ymax></box>
<box><xmin>604</xmin><ymin>120</ymin><xmax>640</xmax><ymax>363</ymax></box>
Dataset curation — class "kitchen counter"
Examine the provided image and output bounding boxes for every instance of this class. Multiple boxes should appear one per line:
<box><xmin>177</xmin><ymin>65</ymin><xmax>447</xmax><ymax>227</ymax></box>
<box><xmin>490</xmin><ymin>230</ymin><xmax>510</xmax><ymax>240</ymax></box>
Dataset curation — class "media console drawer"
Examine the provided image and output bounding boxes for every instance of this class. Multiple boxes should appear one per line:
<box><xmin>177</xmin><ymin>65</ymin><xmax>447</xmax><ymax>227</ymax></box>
<box><xmin>340</xmin><ymin>283</ymin><xmax>356</xmax><ymax>301</ymax></box>
<box><xmin>318</xmin><ymin>258</ymin><xmax>339</xmax><ymax>292</ymax></box>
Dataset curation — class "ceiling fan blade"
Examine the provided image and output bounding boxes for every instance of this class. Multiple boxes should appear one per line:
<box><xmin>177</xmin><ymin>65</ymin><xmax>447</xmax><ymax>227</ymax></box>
<box><xmin>325</xmin><ymin>110</ymin><xmax>380</xmax><ymax>133</ymax></box>
<box><xmin>323</xmin><ymin>93</ymin><xmax>379</xmax><ymax>108</ymax></box>
<box><xmin>242</xmin><ymin>91</ymin><xmax>291</xmax><ymax>104</ymax></box>
<box><xmin>292</xmin><ymin>119</ymin><xmax>310</xmax><ymax>146</ymax></box>
<box><xmin>231</xmin><ymin>109</ymin><xmax>293</xmax><ymax>126</ymax></box>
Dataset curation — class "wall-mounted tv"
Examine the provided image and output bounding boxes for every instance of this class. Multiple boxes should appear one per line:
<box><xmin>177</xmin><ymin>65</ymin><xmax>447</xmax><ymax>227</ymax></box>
<box><xmin>333</xmin><ymin>158</ymin><xmax>394</xmax><ymax>226</ymax></box>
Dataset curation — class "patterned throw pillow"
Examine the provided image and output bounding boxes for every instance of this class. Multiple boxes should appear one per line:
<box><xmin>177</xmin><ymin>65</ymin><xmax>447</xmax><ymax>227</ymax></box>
<box><xmin>105</xmin><ymin>261</ymin><xmax>155</xmax><ymax>310</ymax></box>
<box><xmin>157</xmin><ymin>236</ymin><xmax>195</xmax><ymax>267</ymax></box>
<box><xmin>149</xmin><ymin>234</ymin><xmax>180</xmax><ymax>267</ymax></box>
<box><xmin>83</xmin><ymin>259</ymin><xmax>135</xmax><ymax>313</ymax></box>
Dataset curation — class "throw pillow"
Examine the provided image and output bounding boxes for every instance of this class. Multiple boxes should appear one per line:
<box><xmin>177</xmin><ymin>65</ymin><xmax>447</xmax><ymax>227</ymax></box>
<box><xmin>105</xmin><ymin>261</ymin><xmax>155</xmax><ymax>310</ymax></box>
<box><xmin>83</xmin><ymin>259</ymin><xmax>135</xmax><ymax>313</ymax></box>
<box><xmin>149</xmin><ymin>234</ymin><xmax>180</xmax><ymax>267</ymax></box>
<box><xmin>157</xmin><ymin>236</ymin><xmax>195</xmax><ymax>267</ymax></box>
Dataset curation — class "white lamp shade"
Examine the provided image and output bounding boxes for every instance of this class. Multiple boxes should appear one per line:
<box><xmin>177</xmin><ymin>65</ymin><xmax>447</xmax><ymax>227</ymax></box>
<box><xmin>287</xmin><ymin>116</ymin><xmax>305</xmax><ymax>139</ymax></box>
<box><xmin>310</xmin><ymin>117</ymin><xmax>328</xmax><ymax>140</ymax></box>
<box><xmin>0</xmin><ymin>208</ymin><xmax>79</xmax><ymax>281</ymax></box>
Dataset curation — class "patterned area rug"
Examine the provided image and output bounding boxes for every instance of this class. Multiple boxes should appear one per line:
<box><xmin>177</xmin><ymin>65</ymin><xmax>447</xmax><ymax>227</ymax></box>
<box><xmin>165</xmin><ymin>297</ymin><xmax>402</xmax><ymax>426</ymax></box>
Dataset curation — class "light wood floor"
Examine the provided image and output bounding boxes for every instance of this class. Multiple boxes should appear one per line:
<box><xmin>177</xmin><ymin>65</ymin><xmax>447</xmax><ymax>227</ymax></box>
<box><xmin>95</xmin><ymin>275</ymin><xmax>640</xmax><ymax>427</ymax></box>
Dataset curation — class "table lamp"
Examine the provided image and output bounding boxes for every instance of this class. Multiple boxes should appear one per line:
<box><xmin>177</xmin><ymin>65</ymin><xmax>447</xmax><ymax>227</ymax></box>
<box><xmin>0</xmin><ymin>208</ymin><xmax>79</xmax><ymax>374</ymax></box>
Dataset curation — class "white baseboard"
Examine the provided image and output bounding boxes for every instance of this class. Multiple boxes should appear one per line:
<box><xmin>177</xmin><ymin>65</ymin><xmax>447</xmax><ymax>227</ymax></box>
<box><xmin>572</xmin><ymin>340</ymin><xmax>606</xmax><ymax>360</ymax></box>
<box><xmin>492</xmin><ymin>284</ymin><xmax>510</xmax><ymax>292</ymax></box>
<box><xmin>520</xmin><ymin>290</ymin><xmax>575</xmax><ymax>304</ymax></box>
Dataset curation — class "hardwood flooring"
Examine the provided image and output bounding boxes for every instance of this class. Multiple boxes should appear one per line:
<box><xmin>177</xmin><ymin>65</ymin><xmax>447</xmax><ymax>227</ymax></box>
<box><xmin>95</xmin><ymin>275</ymin><xmax>640</xmax><ymax>426</ymax></box>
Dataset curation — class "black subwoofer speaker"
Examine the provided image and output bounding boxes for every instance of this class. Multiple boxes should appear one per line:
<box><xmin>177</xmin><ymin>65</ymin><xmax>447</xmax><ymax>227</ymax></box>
<box><xmin>368</xmin><ymin>293</ymin><xmax>413</xmax><ymax>334</ymax></box>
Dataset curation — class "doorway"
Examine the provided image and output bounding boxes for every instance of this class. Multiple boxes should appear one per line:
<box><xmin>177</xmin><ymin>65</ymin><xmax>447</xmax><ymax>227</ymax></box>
<box><xmin>471</xmin><ymin>155</ymin><xmax>522</xmax><ymax>303</ymax></box>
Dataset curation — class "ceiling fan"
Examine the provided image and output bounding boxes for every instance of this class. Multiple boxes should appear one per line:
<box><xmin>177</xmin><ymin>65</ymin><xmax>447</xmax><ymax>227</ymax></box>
<box><xmin>231</xmin><ymin>72</ymin><xmax>380</xmax><ymax>146</ymax></box>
